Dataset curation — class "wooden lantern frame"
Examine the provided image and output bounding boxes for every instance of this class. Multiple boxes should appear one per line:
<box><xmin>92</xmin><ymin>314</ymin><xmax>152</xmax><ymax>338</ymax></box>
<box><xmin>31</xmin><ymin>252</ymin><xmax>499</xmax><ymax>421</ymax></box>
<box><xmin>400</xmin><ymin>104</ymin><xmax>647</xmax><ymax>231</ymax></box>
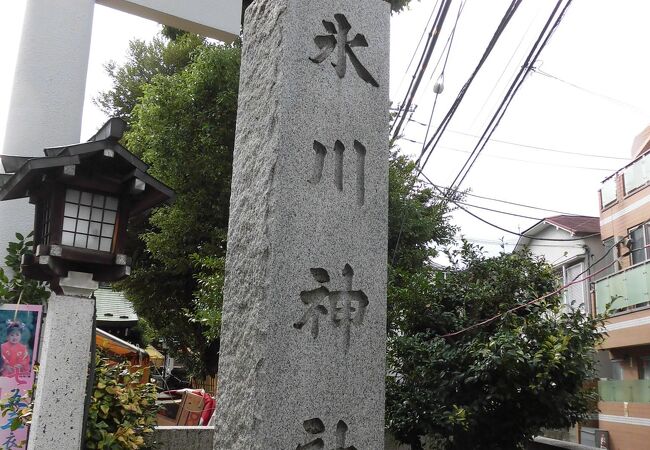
<box><xmin>0</xmin><ymin>118</ymin><xmax>174</xmax><ymax>291</ymax></box>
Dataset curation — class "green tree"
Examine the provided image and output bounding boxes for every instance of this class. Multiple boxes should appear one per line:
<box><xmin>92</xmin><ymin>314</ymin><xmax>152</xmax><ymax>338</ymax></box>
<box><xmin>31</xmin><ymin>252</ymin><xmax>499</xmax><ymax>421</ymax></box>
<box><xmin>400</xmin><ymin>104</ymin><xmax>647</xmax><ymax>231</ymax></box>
<box><xmin>102</xmin><ymin>35</ymin><xmax>240</xmax><ymax>377</ymax></box>
<box><xmin>0</xmin><ymin>233</ymin><xmax>49</xmax><ymax>305</ymax></box>
<box><xmin>386</xmin><ymin>243</ymin><xmax>605</xmax><ymax>450</ymax></box>
<box><xmin>95</xmin><ymin>31</ymin><xmax>205</xmax><ymax>123</ymax></box>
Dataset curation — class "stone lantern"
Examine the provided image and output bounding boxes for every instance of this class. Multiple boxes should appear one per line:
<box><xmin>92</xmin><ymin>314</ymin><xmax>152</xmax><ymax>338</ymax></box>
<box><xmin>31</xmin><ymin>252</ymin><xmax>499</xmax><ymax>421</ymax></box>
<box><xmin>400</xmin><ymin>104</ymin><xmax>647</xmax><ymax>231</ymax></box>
<box><xmin>0</xmin><ymin>118</ymin><xmax>173</xmax><ymax>449</ymax></box>
<box><xmin>0</xmin><ymin>118</ymin><xmax>173</xmax><ymax>293</ymax></box>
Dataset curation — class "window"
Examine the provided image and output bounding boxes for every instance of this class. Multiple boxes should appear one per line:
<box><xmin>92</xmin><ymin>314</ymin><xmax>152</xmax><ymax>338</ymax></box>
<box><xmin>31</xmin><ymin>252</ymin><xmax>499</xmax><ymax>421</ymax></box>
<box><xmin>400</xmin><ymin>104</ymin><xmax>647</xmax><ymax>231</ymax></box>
<box><xmin>564</xmin><ymin>262</ymin><xmax>586</xmax><ymax>312</ymax></box>
<box><xmin>624</xmin><ymin>155</ymin><xmax>650</xmax><ymax>194</ymax></box>
<box><xmin>61</xmin><ymin>189</ymin><xmax>118</xmax><ymax>252</ymax></box>
<box><xmin>629</xmin><ymin>223</ymin><xmax>650</xmax><ymax>265</ymax></box>
<box><xmin>600</xmin><ymin>177</ymin><xmax>617</xmax><ymax>207</ymax></box>
<box><xmin>611</xmin><ymin>359</ymin><xmax>624</xmax><ymax>380</ymax></box>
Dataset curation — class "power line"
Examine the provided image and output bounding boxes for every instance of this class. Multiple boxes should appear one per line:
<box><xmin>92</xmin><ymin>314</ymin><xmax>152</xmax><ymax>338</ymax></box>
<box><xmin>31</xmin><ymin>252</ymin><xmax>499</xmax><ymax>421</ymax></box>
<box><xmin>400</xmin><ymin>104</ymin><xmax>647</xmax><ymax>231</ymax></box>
<box><xmin>420</xmin><ymin>173</ymin><xmax>598</xmax><ymax>242</ymax></box>
<box><xmin>532</xmin><ymin>67</ymin><xmax>650</xmax><ymax>114</ymax></box>
<box><xmin>448</xmin><ymin>129</ymin><xmax>628</xmax><ymax>161</ymax></box>
<box><xmin>457</xmin><ymin>200</ymin><xmax>598</xmax><ymax>241</ymax></box>
<box><xmin>469</xmin><ymin>1</ymin><xmax>547</xmax><ymax>130</ymax></box>
<box><xmin>403</xmin><ymin>138</ymin><xmax>617</xmax><ymax>172</ymax></box>
<box><xmin>415</xmin><ymin>0</ymin><xmax>525</xmax><ymax>170</ymax></box>
<box><xmin>391</xmin><ymin>0</ymin><xmax>523</xmax><ymax>266</ymax></box>
<box><xmin>418</xmin><ymin>0</ymin><xmax>467</xmax><ymax>160</ymax></box>
<box><xmin>391</xmin><ymin>0</ymin><xmax>453</xmax><ymax>141</ymax></box>
<box><xmin>454</xmin><ymin>200</ymin><xmax>543</xmax><ymax>221</ymax></box>
<box><xmin>394</xmin><ymin>0</ymin><xmax>441</xmax><ymax>96</ymax></box>
<box><xmin>447</xmin><ymin>0</ymin><xmax>575</xmax><ymax>194</ymax></box>
<box><xmin>425</xmin><ymin>181</ymin><xmax>580</xmax><ymax>216</ymax></box>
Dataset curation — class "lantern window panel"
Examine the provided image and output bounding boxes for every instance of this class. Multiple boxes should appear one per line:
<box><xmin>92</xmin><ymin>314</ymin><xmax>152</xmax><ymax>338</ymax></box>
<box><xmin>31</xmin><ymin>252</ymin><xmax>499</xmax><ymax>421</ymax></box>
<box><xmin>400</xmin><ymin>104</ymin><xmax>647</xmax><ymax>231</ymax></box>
<box><xmin>62</xmin><ymin>188</ymin><xmax>119</xmax><ymax>252</ymax></box>
<box><xmin>78</xmin><ymin>206</ymin><xmax>90</xmax><ymax>220</ymax></box>
<box><xmin>91</xmin><ymin>208</ymin><xmax>103</xmax><ymax>222</ymax></box>
<box><xmin>62</xmin><ymin>232</ymin><xmax>74</xmax><ymax>246</ymax></box>
<box><xmin>80</xmin><ymin>192</ymin><xmax>92</xmax><ymax>206</ymax></box>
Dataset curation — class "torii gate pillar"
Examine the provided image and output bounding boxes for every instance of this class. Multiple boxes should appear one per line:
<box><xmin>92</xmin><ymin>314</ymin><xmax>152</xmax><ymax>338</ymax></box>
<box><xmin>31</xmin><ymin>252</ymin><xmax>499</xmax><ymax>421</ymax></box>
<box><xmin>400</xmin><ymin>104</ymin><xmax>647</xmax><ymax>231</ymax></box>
<box><xmin>0</xmin><ymin>0</ymin><xmax>241</xmax><ymax>268</ymax></box>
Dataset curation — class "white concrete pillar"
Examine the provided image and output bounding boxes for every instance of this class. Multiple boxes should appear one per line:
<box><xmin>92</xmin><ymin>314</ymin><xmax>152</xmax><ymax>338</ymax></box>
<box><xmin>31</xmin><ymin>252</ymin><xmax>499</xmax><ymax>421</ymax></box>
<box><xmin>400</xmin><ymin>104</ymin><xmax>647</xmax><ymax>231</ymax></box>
<box><xmin>0</xmin><ymin>0</ymin><xmax>95</xmax><ymax>267</ymax></box>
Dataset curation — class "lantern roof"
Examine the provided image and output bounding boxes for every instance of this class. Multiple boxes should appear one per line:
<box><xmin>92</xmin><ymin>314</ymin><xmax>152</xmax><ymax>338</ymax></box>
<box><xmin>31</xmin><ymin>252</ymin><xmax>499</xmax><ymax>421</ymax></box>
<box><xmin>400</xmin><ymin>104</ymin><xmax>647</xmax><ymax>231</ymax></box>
<box><xmin>0</xmin><ymin>118</ymin><xmax>173</xmax><ymax>216</ymax></box>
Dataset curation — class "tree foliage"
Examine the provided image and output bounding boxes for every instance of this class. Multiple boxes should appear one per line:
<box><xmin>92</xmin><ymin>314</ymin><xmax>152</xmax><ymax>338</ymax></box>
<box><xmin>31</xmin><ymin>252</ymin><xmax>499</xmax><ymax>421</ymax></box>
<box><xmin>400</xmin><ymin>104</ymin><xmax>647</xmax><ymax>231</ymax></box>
<box><xmin>85</xmin><ymin>354</ymin><xmax>158</xmax><ymax>450</ymax></box>
<box><xmin>388</xmin><ymin>0</ymin><xmax>420</xmax><ymax>13</ymax></box>
<box><xmin>101</xmin><ymin>33</ymin><xmax>240</xmax><ymax>376</ymax></box>
<box><xmin>386</xmin><ymin>243</ymin><xmax>605</xmax><ymax>449</ymax></box>
<box><xmin>0</xmin><ymin>233</ymin><xmax>48</xmax><ymax>305</ymax></box>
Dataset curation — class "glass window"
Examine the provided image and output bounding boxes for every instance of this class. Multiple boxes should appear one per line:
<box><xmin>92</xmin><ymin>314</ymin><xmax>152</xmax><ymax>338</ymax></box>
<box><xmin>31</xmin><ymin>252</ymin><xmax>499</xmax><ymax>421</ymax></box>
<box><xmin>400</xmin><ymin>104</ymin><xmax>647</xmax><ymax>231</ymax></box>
<box><xmin>62</xmin><ymin>188</ymin><xmax>118</xmax><ymax>252</ymax></box>
<box><xmin>564</xmin><ymin>263</ymin><xmax>585</xmax><ymax>312</ymax></box>
<box><xmin>624</xmin><ymin>155</ymin><xmax>648</xmax><ymax>194</ymax></box>
<box><xmin>601</xmin><ymin>177</ymin><xmax>617</xmax><ymax>207</ymax></box>
<box><xmin>630</xmin><ymin>226</ymin><xmax>647</xmax><ymax>265</ymax></box>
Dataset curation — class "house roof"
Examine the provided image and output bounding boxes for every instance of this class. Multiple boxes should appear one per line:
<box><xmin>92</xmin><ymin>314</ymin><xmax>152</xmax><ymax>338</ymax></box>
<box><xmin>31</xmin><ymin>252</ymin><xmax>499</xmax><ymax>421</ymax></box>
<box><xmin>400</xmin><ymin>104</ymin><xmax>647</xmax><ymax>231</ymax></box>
<box><xmin>543</xmin><ymin>215</ymin><xmax>600</xmax><ymax>235</ymax></box>
<box><xmin>515</xmin><ymin>215</ymin><xmax>600</xmax><ymax>252</ymax></box>
<box><xmin>95</xmin><ymin>288</ymin><xmax>138</xmax><ymax>324</ymax></box>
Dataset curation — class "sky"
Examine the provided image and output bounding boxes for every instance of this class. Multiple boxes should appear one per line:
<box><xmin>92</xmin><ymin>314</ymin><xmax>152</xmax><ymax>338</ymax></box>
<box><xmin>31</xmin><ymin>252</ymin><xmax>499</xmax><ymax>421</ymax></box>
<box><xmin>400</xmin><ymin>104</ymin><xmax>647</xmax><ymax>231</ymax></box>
<box><xmin>2</xmin><ymin>0</ymin><xmax>650</xmax><ymax>258</ymax></box>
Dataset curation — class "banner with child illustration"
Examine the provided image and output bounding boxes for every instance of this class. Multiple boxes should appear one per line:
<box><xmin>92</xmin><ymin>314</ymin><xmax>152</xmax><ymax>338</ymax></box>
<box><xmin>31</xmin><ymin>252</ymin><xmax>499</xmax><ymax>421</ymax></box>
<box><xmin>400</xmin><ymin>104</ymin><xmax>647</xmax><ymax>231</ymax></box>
<box><xmin>0</xmin><ymin>305</ymin><xmax>42</xmax><ymax>449</ymax></box>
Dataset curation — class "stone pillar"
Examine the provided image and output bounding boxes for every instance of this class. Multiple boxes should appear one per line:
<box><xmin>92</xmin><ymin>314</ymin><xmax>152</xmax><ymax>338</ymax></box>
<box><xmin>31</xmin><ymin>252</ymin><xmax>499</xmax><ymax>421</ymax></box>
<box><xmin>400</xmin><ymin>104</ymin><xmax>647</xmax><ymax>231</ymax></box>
<box><xmin>214</xmin><ymin>0</ymin><xmax>389</xmax><ymax>448</ymax></box>
<box><xmin>30</xmin><ymin>272</ymin><xmax>98</xmax><ymax>450</ymax></box>
<box><xmin>0</xmin><ymin>0</ymin><xmax>95</xmax><ymax>267</ymax></box>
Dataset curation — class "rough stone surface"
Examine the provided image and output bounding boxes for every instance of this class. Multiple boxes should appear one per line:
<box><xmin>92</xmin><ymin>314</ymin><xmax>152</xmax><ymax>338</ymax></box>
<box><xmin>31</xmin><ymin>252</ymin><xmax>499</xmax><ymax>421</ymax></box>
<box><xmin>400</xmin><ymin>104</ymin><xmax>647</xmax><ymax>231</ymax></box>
<box><xmin>29</xmin><ymin>295</ymin><xmax>96</xmax><ymax>450</ymax></box>
<box><xmin>214</xmin><ymin>0</ymin><xmax>389</xmax><ymax>448</ymax></box>
<box><xmin>152</xmin><ymin>426</ymin><xmax>214</xmax><ymax>450</ymax></box>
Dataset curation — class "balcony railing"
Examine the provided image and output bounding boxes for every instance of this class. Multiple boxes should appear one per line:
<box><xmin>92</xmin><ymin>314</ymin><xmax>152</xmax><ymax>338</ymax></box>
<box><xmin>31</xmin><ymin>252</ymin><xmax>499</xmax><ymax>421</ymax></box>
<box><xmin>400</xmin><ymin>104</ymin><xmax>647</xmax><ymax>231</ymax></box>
<box><xmin>595</xmin><ymin>260</ymin><xmax>650</xmax><ymax>314</ymax></box>
<box><xmin>599</xmin><ymin>379</ymin><xmax>650</xmax><ymax>403</ymax></box>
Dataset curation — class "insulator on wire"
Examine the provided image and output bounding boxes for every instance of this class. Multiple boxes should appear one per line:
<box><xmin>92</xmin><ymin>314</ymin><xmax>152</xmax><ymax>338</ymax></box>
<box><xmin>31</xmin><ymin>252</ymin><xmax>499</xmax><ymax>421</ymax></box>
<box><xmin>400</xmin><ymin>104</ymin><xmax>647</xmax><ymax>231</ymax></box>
<box><xmin>433</xmin><ymin>74</ymin><xmax>445</xmax><ymax>94</ymax></box>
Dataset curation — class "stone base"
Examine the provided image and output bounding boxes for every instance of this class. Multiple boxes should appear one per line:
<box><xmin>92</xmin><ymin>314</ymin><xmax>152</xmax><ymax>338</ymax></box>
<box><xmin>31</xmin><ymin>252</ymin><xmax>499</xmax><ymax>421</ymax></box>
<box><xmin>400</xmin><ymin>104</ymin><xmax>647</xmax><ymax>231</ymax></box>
<box><xmin>29</xmin><ymin>294</ymin><xmax>95</xmax><ymax>450</ymax></box>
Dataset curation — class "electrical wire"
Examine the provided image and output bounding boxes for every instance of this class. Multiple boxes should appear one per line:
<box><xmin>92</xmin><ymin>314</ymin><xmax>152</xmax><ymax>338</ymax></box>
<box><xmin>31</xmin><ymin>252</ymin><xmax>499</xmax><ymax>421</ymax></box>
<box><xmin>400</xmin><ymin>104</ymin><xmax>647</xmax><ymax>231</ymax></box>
<box><xmin>394</xmin><ymin>0</ymin><xmax>441</xmax><ymax>96</ymax></box>
<box><xmin>454</xmin><ymin>199</ymin><xmax>543</xmax><ymax>221</ymax></box>
<box><xmin>420</xmin><ymin>172</ymin><xmax>599</xmax><ymax>242</ymax></box>
<box><xmin>416</xmin><ymin>0</ymin><xmax>525</xmax><ymax>173</ymax></box>
<box><xmin>402</xmin><ymin>129</ymin><xmax>629</xmax><ymax>161</ymax></box>
<box><xmin>447</xmin><ymin>0</ymin><xmax>574</xmax><ymax>195</ymax></box>
<box><xmin>404</xmin><ymin>138</ymin><xmax>618</xmax><ymax>172</ymax></box>
<box><xmin>532</xmin><ymin>67</ymin><xmax>649</xmax><ymax>114</ymax></box>
<box><xmin>449</xmin><ymin>129</ymin><xmax>628</xmax><ymax>161</ymax></box>
<box><xmin>424</xmin><ymin>181</ymin><xmax>582</xmax><ymax>216</ymax></box>
<box><xmin>418</xmin><ymin>0</ymin><xmax>467</xmax><ymax>162</ymax></box>
<box><xmin>468</xmin><ymin>2</ymin><xmax>546</xmax><ymax>130</ymax></box>
<box><xmin>391</xmin><ymin>0</ymin><xmax>454</xmax><ymax>142</ymax></box>
<box><xmin>391</xmin><ymin>0</ymin><xmax>523</xmax><ymax>266</ymax></box>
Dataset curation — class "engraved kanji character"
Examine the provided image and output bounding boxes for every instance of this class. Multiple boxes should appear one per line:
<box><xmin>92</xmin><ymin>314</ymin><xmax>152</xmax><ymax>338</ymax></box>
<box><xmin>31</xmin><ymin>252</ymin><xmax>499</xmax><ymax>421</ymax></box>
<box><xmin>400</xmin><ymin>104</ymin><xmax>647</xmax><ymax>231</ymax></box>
<box><xmin>332</xmin><ymin>420</ymin><xmax>357</xmax><ymax>450</ymax></box>
<box><xmin>293</xmin><ymin>269</ymin><xmax>330</xmax><ymax>338</ymax></box>
<box><xmin>310</xmin><ymin>14</ymin><xmax>379</xmax><ymax>87</ymax></box>
<box><xmin>296</xmin><ymin>418</ymin><xmax>325</xmax><ymax>450</ymax></box>
<box><xmin>328</xmin><ymin>265</ymin><xmax>369</xmax><ymax>349</ymax></box>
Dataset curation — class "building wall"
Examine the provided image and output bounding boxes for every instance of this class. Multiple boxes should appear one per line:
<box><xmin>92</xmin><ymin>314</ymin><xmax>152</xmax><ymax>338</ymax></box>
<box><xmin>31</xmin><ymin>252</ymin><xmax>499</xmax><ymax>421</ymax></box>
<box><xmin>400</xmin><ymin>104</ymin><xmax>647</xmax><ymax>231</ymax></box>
<box><xmin>596</xmin><ymin>143</ymin><xmax>650</xmax><ymax>449</ymax></box>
